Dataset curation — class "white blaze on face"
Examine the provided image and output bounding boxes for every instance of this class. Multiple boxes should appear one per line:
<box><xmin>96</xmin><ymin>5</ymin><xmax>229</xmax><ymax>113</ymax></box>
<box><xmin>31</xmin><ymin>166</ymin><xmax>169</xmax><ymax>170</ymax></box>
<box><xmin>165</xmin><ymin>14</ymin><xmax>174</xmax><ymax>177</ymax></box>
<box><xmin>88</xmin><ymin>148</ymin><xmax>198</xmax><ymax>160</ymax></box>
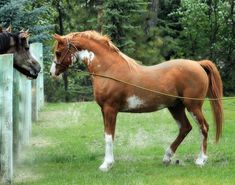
<box><xmin>127</xmin><ymin>95</ymin><xmax>144</xmax><ymax>109</ymax></box>
<box><xmin>50</xmin><ymin>61</ymin><xmax>56</xmax><ymax>76</ymax></box>
<box><xmin>77</xmin><ymin>50</ymin><xmax>95</xmax><ymax>65</ymax></box>
<box><xmin>50</xmin><ymin>58</ymin><xmax>62</xmax><ymax>79</ymax></box>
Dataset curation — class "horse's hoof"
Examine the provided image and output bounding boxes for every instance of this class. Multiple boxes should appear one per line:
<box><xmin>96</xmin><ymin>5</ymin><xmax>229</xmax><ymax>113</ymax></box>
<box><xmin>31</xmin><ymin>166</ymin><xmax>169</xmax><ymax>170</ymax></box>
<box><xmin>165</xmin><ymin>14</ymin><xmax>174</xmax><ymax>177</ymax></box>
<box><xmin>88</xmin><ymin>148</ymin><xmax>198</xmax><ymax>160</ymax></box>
<box><xmin>195</xmin><ymin>155</ymin><xmax>208</xmax><ymax>166</ymax></box>
<box><xmin>99</xmin><ymin>161</ymin><xmax>114</xmax><ymax>172</ymax></box>
<box><xmin>162</xmin><ymin>157</ymin><xmax>171</xmax><ymax>165</ymax></box>
<box><xmin>162</xmin><ymin>148</ymin><xmax>174</xmax><ymax>165</ymax></box>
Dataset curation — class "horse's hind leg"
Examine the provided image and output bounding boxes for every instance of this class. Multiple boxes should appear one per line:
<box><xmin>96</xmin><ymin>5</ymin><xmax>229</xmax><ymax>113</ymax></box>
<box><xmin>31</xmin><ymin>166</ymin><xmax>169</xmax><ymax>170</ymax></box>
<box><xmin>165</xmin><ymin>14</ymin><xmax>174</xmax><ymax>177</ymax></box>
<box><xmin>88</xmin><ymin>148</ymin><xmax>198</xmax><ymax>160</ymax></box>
<box><xmin>188</xmin><ymin>107</ymin><xmax>209</xmax><ymax>166</ymax></box>
<box><xmin>163</xmin><ymin>104</ymin><xmax>192</xmax><ymax>164</ymax></box>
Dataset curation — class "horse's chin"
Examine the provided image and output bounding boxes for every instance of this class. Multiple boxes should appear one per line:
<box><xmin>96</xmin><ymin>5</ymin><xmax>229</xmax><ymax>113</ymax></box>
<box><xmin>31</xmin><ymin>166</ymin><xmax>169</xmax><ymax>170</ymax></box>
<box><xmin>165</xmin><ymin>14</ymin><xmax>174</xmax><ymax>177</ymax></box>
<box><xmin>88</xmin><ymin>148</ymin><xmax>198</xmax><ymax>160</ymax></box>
<box><xmin>13</xmin><ymin>65</ymin><xmax>38</xmax><ymax>80</ymax></box>
<box><xmin>26</xmin><ymin>76</ymin><xmax>37</xmax><ymax>80</ymax></box>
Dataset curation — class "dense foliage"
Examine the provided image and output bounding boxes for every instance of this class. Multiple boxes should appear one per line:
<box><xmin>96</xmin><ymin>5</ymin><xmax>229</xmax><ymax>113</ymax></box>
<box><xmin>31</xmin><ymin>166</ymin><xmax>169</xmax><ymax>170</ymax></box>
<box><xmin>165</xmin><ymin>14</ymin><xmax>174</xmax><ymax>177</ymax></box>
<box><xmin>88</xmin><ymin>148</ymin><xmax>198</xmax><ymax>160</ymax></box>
<box><xmin>0</xmin><ymin>0</ymin><xmax>234</xmax><ymax>101</ymax></box>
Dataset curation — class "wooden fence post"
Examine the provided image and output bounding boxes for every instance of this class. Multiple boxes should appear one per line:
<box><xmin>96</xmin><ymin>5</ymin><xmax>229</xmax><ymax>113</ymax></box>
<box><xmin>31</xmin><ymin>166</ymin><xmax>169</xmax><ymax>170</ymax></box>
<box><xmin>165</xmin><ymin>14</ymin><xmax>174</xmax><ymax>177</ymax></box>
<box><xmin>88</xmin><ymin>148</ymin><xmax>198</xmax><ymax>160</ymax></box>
<box><xmin>21</xmin><ymin>76</ymin><xmax>32</xmax><ymax>145</ymax></box>
<box><xmin>0</xmin><ymin>54</ymin><xmax>14</xmax><ymax>184</ymax></box>
<box><xmin>30</xmin><ymin>43</ymin><xmax>44</xmax><ymax>121</ymax></box>
<box><xmin>31</xmin><ymin>80</ymin><xmax>38</xmax><ymax>122</ymax></box>
<box><xmin>13</xmin><ymin>70</ymin><xmax>23</xmax><ymax>160</ymax></box>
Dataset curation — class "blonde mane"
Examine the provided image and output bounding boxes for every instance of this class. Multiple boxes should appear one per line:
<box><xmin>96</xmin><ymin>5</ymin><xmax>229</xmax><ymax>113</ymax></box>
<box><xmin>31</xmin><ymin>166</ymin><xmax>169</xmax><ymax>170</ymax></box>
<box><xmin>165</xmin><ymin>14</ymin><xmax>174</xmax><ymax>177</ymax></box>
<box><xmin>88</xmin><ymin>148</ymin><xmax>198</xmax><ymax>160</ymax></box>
<box><xmin>68</xmin><ymin>31</ymin><xmax>138</xmax><ymax>68</ymax></box>
<box><xmin>69</xmin><ymin>31</ymin><xmax>119</xmax><ymax>53</ymax></box>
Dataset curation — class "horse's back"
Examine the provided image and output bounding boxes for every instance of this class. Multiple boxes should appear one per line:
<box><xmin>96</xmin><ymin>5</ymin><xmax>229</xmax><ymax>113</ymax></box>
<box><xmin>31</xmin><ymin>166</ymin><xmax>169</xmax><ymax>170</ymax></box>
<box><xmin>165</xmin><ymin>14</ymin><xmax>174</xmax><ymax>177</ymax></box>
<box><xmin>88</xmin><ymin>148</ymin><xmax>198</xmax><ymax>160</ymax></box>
<box><xmin>140</xmin><ymin>59</ymin><xmax>209</xmax><ymax>88</ymax></box>
<box><xmin>155</xmin><ymin>59</ymin><xmax>209</xmax><ymax>98</ymax></box>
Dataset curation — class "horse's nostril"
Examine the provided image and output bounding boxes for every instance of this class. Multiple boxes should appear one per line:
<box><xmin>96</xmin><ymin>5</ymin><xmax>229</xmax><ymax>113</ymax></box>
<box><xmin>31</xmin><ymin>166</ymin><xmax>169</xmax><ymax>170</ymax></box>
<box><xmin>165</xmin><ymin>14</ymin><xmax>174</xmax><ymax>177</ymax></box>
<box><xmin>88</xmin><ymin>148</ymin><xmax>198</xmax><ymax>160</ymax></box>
<box><xmin>36</xmin><ymin>64</ymin><xmax>41</xmax><ymax>73</ymax></box>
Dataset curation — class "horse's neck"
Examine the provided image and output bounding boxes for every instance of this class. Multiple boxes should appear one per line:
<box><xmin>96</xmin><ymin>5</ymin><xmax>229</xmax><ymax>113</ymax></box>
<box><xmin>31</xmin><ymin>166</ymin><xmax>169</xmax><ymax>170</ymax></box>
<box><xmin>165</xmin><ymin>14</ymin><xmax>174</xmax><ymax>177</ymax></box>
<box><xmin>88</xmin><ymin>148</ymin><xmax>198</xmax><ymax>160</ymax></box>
<box><xmin>79</xmin><ymin>49</ymin><xmax>118</xmax><ymax>74</ymax></box>
<box><xmin>74</xmin><ymin>41</ymin><xmax>114</xmax><ymax>73</ymax></box>
<box><xmin>74</xmin><ymin>37</ymin><xmax>138</xmax><ymax>74</ymax></box>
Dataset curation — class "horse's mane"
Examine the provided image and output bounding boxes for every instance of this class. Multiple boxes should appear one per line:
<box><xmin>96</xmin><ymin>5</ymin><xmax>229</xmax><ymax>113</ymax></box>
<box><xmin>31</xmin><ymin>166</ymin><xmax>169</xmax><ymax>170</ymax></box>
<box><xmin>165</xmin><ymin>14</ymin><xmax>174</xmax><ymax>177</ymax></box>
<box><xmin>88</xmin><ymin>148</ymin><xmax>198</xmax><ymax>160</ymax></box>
<box><xmin>0</xmin><ymin>32</ymin><xmax>11</xmax><ymax>53</ymax></box>
<box><xmin>70</xmin><ymin>31</ymin><xmax>138</xmax><ymax>68</ymax></box>
<box><xmin>0</xmin><ymin>32</ymin><xmax>19</xmax><ymax>54</ymax></box>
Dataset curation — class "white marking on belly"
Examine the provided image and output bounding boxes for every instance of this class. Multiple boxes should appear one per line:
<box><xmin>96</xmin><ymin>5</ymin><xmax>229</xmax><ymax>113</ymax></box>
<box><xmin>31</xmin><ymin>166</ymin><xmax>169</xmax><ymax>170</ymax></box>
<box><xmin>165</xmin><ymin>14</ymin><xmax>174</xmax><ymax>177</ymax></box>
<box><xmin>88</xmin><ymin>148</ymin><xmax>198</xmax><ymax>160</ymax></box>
<box><xmin>127</xmin><ymin>95</ymin><xmax>144</xmax><ymax>109</ymax></box>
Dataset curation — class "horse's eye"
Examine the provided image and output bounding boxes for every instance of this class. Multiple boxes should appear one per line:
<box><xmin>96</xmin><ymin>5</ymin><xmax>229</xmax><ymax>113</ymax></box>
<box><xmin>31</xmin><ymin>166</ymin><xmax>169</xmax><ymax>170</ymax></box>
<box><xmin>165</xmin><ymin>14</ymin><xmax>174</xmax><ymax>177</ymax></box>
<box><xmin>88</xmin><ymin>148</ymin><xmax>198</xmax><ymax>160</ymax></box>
<box><xmin>56</xmin><ymin>51</ymin><xmax>61</xmax><ymax>57</ymax></box>
<box><xmin>25</xmin><ymin>47</ymin><xmax>29</xmax><ymax>51</ymax></box>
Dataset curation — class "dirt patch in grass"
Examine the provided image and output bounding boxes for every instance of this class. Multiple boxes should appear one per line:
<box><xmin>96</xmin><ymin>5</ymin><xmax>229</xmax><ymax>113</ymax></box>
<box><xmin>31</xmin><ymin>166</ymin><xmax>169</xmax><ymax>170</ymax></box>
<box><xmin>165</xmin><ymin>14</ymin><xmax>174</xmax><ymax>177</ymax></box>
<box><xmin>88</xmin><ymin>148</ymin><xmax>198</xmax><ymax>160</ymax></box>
<box><xmin>38</xmin><ymin>109</ymin><xmax>81</xmax><ymax>128</ymax></box>
<box><xmin>30</xmin><ymin>136</ymin><xmax>54</xmax><ymax>148</ymax></box>
<box><xmin>14</xmin><ymin>169</ymin><xmax>42</xmax><ymax>184</ymax></box>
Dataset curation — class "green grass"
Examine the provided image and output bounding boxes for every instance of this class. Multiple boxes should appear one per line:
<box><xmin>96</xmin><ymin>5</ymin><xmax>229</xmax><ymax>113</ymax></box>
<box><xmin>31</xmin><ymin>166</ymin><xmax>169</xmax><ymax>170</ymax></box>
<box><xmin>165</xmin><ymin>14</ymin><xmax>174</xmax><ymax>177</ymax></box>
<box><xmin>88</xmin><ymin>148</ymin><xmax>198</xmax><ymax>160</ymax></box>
<box><xmin>14</xmin><ymin>100</ymin><xmax>235</xmax><ymax>185</ymax></box>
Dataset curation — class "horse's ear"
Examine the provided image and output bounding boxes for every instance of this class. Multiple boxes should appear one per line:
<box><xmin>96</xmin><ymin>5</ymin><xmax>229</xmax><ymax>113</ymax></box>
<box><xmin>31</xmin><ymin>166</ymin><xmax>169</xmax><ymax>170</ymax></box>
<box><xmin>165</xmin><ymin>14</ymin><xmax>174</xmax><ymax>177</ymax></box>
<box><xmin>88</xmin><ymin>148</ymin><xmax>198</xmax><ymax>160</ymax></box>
<box><xmin>6</xmin><ymin>25</ymin><xmax>12</xmax><ymax>33</ymax></box>
<box><xmin>25</xmin><ymin>29</ymin><xmax>30</xmax><ymax>37</ymax></box>
<box><xmin>53</xmin><ymin>34</ymin><xmax>64</xmax><ymax>43</ymax></box>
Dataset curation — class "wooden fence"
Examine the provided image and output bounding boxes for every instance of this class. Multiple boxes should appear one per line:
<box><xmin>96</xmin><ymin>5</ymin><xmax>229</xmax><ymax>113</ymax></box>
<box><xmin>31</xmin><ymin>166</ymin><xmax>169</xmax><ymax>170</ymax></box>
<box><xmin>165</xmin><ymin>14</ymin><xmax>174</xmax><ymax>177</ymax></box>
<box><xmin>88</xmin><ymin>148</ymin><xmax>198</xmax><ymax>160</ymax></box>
<box><xmin>0</xmin><ymin>43</ymin><xmax>43</xmax><ymax>184</ymax></box>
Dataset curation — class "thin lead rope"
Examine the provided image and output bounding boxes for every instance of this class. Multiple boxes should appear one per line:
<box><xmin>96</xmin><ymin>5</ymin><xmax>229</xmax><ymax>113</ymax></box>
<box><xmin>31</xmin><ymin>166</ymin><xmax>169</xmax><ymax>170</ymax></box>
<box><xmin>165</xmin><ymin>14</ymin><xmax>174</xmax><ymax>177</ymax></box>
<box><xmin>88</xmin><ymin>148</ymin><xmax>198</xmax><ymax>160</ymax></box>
<box><xmin>88</xmin><ymin>72</ymin><xmax>234</xmax><ymax>101</ymax></box>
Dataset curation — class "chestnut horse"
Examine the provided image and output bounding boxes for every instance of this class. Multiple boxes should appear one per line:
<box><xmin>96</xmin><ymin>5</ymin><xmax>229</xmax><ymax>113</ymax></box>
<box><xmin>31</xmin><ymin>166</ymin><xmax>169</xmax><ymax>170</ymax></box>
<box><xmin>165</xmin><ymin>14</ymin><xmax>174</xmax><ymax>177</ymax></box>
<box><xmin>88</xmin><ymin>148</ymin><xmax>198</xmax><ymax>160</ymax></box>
<box><xmin>50</xmin><ymin>31</ymin><xmax>223</xmax><ymax>172</ymax></box>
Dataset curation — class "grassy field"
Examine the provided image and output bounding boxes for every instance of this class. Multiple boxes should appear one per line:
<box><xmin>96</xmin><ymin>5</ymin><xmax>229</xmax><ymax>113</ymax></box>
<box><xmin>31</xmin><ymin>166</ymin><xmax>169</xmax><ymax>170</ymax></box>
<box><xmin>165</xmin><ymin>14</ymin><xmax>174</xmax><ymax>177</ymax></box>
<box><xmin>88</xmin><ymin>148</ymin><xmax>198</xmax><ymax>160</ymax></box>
<box><xmin>14</xmin><ymin>100</ymin><xmax>235</xmax><ymax>185</ymax></box>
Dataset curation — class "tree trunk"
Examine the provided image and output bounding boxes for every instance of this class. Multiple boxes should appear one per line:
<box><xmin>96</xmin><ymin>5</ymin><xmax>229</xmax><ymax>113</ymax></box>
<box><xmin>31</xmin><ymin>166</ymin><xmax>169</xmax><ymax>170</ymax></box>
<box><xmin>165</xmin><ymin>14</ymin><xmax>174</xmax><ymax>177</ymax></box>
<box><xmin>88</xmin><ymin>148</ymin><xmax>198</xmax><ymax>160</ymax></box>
<box><xmin>144</xmin><ymin>0</ymin><xmax>159</xmax><ymax>35</ymax></box>
<box><xmin>55</xmin><ymin>1</ymin><xmax>69</xmax><ymax>102</ymax></box>
<box><xmin>208</xmin><ymin>0</ymin><xmax>219</xmax><ymax>61</ymax></box>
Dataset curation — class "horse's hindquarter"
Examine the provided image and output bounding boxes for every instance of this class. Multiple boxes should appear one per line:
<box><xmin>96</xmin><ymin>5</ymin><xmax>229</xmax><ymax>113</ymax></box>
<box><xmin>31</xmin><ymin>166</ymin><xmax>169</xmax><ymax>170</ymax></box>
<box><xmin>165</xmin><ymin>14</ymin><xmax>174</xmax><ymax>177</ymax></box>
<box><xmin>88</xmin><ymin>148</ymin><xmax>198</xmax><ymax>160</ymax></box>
<box><xmin>93</xmin><ymin>59</ymin><xmax>209</xmax><ymax>112</ymax></box>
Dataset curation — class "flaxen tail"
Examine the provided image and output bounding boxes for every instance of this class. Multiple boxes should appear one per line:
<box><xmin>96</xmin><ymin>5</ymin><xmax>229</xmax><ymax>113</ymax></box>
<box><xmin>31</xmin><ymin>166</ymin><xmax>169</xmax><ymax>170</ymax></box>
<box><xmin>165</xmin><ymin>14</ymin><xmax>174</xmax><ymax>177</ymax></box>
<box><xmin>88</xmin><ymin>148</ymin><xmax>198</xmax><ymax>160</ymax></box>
<box><xmin>199</xmin><ymin>60</ymin><xmax>223</xmax><ymax>142</ymax></box>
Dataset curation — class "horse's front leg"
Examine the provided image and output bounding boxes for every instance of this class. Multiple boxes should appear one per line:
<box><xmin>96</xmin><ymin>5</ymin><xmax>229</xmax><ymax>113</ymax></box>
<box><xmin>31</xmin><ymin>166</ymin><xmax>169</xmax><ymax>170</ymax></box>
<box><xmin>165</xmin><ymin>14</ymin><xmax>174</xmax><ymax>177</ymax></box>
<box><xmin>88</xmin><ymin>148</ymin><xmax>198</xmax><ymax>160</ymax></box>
<box><xmin>99</xmin><ymin>105</ymin><xmax>117</xmax><ymax>172</ymax></box>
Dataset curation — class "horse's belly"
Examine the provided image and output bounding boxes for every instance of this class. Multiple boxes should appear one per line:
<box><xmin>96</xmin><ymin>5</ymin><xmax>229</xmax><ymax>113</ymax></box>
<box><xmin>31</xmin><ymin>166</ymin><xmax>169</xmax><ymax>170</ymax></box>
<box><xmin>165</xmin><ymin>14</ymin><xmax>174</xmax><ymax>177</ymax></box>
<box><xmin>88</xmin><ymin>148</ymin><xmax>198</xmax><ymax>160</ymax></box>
<box><xmin>120</xmin><ymin>95</ymin><xmax>168</xmax><ymax>113</ymax></box>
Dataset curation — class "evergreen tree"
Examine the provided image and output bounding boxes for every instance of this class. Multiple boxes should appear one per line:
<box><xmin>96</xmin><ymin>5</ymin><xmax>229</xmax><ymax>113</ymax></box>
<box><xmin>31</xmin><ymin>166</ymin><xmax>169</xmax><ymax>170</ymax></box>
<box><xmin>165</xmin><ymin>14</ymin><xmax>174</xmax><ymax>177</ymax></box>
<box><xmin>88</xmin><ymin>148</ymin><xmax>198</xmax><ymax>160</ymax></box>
<box><xmin>0</xmin><ymin>0</ymin><xmax>53</xmax><ymax>71</ymax></box>
<box><xmin>101</xmin><ymin>0</ymin><xmax>147</xmax><ymax>55</ymax></box>
<box><xmin>174</xmin><ymin>0</ymin><xmax>235</xmax><ymax>95</ymax></box>
<box><xmin>0</xmin><ymin>0</ymin><xmax>55</xmax><ymax>100</ymax></box>
<box><xmin>0</xmin><ymin>0</ymin><xmax>52</xmax><ymax>41</ymax></box>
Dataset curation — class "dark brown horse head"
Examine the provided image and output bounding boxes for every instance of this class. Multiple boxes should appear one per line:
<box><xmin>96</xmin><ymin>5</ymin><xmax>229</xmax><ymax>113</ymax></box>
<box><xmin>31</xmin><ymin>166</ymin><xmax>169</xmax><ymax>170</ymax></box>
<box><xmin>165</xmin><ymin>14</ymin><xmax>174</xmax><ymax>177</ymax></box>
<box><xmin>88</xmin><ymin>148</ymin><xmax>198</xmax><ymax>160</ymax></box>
<box><xmin>0</xmin><ymin>27</ymin><xmax>41</xmax><ymax>79</ymax></box>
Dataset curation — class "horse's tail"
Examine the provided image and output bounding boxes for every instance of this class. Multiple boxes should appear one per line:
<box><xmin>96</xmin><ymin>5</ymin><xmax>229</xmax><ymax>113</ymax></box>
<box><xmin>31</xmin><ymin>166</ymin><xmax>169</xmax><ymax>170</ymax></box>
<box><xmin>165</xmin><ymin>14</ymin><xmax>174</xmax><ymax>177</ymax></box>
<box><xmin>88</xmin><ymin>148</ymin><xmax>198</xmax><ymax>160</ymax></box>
<box><xmin>199</xmin><ymin>60</ymin><xmax>223</xmax><ymax>142</ymax></box>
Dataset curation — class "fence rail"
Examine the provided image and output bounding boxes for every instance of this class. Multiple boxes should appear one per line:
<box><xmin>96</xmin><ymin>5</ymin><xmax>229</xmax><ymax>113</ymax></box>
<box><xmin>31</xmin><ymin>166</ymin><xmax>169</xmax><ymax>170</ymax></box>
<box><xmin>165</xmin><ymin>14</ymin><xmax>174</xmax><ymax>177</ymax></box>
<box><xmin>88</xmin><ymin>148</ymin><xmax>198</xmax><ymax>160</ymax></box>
<box><xmin>0</xmin><ymin>43</ymin><xmax>43</xmax><ymax>184</ymax></box>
